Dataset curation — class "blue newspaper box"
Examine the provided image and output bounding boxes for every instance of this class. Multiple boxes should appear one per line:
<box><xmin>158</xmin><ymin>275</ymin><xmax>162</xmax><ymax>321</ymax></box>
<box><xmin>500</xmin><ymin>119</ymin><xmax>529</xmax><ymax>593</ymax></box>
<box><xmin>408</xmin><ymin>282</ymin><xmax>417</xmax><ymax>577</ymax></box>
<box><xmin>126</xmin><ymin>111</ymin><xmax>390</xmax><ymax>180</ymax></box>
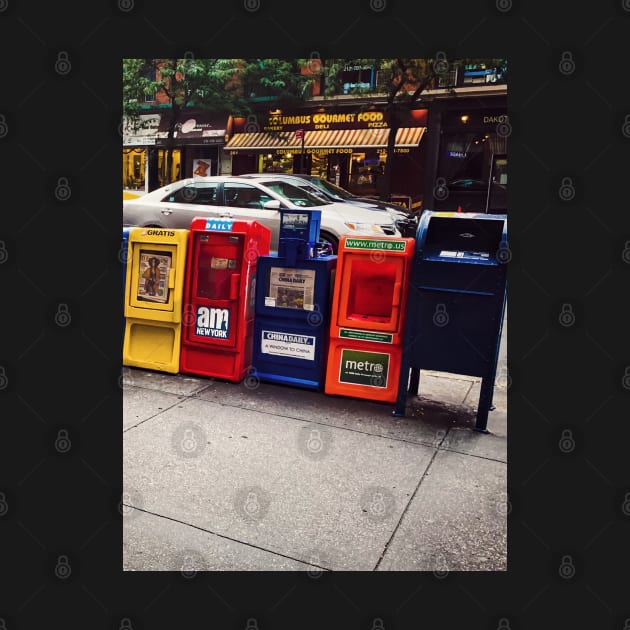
<box><xmin>394</xmin><ymin>211</ymin><xmax>508</xmax><ymax>432</ymax></box>
<box><xmin>252</xmin><ymin>209</ymin><xmax>337</xmax><ymax>390</ymax></box>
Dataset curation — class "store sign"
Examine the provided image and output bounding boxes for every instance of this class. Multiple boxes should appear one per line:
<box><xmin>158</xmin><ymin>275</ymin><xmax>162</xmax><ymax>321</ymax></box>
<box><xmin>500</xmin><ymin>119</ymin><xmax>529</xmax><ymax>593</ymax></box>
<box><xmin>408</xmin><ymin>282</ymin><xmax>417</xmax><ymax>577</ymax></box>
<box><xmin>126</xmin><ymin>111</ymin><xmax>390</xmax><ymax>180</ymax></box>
<box><xmin>261</xmin><ymin>331</ymin><xmax>316</xmax><ymax>361</ymax></box>
<box><xmin>175</xmin><ymin>117</ymin><xmax>224</xmax><ymax>137</ymax></box>
<box><xmin>339</xmin><ymin>348</ymin><xmax>390</xmax><ymax>388</ymax></box>
<box><xmin>239</xmin><ymin>109</ymin><xmax>427</xmax><ymax>133</ymax></box>
<box><xmin>156</xmin><ymin>113</ymin><xmax>226</xmax><ymax>145</ymax></box>
<box><xmin>122</xmin><ymin>114</ymin><xmax>161</xmax><ymax>146</ymax></box>
<box><xmin>264</xmin><ymin>111</ymin><xmax>388</xmax><ymax>132</ymax></box>
<box><xmin>482</xmin><ymin>114</ymin><xmax>509</xmax><ymax>124</ymax></box>
<box><xmin>268</xmin><ymin>147</ymin><xmax>409</xmax><ymax>156</ymax></box>
<box><xmin>446</xmin><ymin>110</ymin><xmax>508</xmax><ymax>129</ymax></box>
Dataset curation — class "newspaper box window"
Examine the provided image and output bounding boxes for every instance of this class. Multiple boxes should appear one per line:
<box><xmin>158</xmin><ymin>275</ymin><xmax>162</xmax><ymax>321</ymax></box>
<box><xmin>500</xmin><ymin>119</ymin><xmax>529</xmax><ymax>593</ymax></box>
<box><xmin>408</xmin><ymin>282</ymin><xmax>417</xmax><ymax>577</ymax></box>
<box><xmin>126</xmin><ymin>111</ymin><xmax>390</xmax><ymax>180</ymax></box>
<box><xmin>137</xmin><ymin>250</ymin><xmax>172</xmax><ymax>304</ymax></box>
<box><xmin>264</xmin><ymin>268</ymin><xmax>316</xmax><ymax>310</ymax></box>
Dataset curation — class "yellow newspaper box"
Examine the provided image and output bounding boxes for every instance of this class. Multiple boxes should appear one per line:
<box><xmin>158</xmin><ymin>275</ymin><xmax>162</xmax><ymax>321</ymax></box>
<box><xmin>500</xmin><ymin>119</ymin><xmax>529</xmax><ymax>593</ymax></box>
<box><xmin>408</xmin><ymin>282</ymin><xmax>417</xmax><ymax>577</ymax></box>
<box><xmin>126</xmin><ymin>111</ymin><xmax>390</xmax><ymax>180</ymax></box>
<box><xmin>123</xmin><ymin>227</ymin><xmax>189</xmax><ymax>373</ymax></box>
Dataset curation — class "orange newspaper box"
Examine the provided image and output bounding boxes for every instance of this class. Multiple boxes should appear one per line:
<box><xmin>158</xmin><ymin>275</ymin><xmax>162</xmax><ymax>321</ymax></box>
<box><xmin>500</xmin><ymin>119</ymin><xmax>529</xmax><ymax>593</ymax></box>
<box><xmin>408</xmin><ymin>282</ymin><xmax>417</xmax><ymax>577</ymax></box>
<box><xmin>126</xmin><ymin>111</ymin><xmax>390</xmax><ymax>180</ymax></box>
<box><xmin>325</xmin><ymin>236</ymin><xmax>415</xmax><ymax>403</ymax></box>
<box><xmin>179</xmin><ymin>216</ymin><xmax>271</xmax><ymax>382</ymax></box>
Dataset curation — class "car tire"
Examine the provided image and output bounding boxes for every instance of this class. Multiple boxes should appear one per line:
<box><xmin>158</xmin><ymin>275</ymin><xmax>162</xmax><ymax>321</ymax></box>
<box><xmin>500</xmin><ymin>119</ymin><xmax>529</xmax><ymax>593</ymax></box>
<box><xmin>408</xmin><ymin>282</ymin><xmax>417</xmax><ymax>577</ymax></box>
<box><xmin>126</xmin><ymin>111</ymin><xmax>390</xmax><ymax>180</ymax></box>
<box><xmin>318</xmin><ymin>231</ymin><xmax>338</xmax><ymax>255</ymax></box>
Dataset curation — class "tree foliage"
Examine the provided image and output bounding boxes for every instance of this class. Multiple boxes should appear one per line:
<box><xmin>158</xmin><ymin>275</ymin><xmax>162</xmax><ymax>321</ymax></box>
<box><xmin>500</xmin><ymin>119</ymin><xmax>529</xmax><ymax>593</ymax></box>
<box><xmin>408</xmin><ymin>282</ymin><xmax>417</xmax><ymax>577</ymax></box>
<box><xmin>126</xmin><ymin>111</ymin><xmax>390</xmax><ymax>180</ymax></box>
<box><xmin>122</xmin><ymin>58</ymin><xmax>312</xmax><ymax>121</ymax></box>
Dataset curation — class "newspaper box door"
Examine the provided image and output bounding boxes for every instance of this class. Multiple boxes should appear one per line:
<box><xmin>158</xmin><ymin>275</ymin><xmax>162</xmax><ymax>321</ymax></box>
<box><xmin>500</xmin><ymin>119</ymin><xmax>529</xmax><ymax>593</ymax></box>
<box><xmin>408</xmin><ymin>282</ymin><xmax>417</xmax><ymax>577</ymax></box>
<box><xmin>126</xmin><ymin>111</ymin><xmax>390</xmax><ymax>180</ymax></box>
<box><xmin>334</xmin><ymin>244</ymin><xmax>408</xmax><ymax>333</ymax></box>
<box><xmin>128</xmin><ymin>245</ymin><xmax>177</xmax><ymax>312</ymax></box>
<box><xmin>186</xmin><ymin>230</ymin><xmax>244</xmax><ymax>348</ymax></box>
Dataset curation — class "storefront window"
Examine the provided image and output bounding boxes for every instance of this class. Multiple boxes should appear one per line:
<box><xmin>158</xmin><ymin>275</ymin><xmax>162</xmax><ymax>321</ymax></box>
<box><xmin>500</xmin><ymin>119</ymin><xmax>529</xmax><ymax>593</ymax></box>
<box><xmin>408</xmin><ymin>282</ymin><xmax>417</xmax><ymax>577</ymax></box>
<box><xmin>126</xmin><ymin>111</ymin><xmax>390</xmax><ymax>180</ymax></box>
<box><xmin>436</xmin><ymin>130</ymin><xmax>507</xmax><ymax>213</ymax></box>
<box><xmin>340</xmin><ymin>64</ymin><xmax>375</xmax><ymax>94</ymax></box>
<box><xmin>310</xmin><ymin>152</ymin><xmax>328</xmax><ymax>179</ymax></box>
<box><xmin>261</xmin><ymin>152</ymin><xmax>295</xmax><ymax>174</ymax></box>
<box><xmin>123</xmin><ymin>148</ymin><xmax>147</xmax><ymax>190</ymax></box>
<box><xmin>347</xmin><ymin>150</ymin><xmax>383</xmax><ymax>196</ymax></box>
<box><xmin>157</xmin><ymin>149</ymin><xmax>181</xmax><ymax>187</ymax></box>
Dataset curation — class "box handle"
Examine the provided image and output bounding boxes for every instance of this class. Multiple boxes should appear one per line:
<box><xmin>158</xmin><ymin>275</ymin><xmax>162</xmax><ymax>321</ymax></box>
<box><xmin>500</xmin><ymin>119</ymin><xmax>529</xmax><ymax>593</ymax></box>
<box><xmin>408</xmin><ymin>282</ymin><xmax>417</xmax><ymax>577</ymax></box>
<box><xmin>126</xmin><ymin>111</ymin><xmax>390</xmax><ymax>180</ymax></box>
<box><xmin>230</xmin><ymin>273</ymin><xmax>241</xmax><ymax>301</ymax></box>
<box><xmin>392</xmin><ymin>281</ymin><xmax>401</xmax><ymax>307</ymax></box>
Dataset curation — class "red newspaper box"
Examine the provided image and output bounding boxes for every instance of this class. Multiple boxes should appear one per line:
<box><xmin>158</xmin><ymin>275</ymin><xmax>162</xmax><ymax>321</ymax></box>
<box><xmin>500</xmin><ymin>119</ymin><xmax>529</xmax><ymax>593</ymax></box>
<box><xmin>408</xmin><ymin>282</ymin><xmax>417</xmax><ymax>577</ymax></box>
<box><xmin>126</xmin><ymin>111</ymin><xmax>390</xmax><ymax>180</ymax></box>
<box><xmin>325</xmin><ymin>235</ymin><xmax>415</xmax><ymax>403</ymax></box>
<box><xmin>180</xmin><ymin>217</ymin><xmax>271</xmax><ymax>382</ymax></box>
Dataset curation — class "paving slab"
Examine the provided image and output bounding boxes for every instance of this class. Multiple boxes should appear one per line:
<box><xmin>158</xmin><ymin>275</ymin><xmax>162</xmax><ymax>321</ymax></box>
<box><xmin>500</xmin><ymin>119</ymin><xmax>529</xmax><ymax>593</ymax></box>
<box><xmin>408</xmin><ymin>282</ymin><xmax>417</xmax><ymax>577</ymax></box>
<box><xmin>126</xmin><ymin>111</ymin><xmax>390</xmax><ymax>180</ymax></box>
<box><xmin>194</xmin><ymin>378</ymin><xmax>472</xmax><ymax>448</ymax></box>
<box><xmin>410</xmin><ymin>371</ymin><xmax>477</xmax><ymax>406</ymax></box>
<box><xmin>377</xmin><ymin>449</ymin><xmax>507</xmax><ymax>571</ymax></box>
<box><xmin>441</xmin><ymin>422</ymin><xmax>507</xmax><ymax>462</ymax></box>
<box><xmin>123</xmin><ymin>397</ymin><xmax>436</xmax><ymax>571</ymax></box>
<box><xmin>123</xmin><ymin>508</ymin><xmax>321</xmax><ymax>571</ymax></box>
<box><xmin>121</xmin><ymin>367</ymin><xmax>210</xmax><ymax>396</ymax></box>
<box><xmin>123</xmin><ymin>387</ymin><xmax>188</xmax><ymax>431</ymax></box>
<box><xmin>444</xmin><ymin>378</ymin><xmax>506</xmax><ymax>459</ymax></box>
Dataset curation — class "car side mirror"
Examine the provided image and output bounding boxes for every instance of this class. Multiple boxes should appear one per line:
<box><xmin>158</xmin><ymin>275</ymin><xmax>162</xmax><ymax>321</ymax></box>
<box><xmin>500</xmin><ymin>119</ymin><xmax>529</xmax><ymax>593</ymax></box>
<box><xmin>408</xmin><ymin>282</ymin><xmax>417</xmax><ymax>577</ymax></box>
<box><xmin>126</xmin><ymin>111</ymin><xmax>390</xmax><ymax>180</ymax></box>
<box><xmin>263</xmin><ymin>200</ymin><xmax>281</xmax><ymax>210</ymax></box>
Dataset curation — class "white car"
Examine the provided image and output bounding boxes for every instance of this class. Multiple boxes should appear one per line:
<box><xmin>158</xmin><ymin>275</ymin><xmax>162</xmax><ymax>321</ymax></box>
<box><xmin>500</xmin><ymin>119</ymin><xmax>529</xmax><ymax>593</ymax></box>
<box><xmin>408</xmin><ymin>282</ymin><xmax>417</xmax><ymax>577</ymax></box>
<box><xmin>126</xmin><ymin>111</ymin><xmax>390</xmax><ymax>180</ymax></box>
<box><xmin>239</xmin><ymin>172</ymin><xmax>417</xmax><ymax>236</ymax></box>
<box><xmin>123</xmin><ymin>176</ymin><xmax>401</xmax><ymax>253</ymax></box>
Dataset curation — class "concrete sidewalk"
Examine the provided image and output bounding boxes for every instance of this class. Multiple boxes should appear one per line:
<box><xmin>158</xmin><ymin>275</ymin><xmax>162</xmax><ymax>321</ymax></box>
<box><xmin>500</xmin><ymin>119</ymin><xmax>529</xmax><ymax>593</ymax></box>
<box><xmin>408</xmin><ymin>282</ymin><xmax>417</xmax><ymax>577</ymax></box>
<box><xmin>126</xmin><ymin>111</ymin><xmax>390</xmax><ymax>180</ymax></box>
<box><xmin>122</xmin><ymin>321</ymin><xmax>507</xmax><ymax>572</ymax></box>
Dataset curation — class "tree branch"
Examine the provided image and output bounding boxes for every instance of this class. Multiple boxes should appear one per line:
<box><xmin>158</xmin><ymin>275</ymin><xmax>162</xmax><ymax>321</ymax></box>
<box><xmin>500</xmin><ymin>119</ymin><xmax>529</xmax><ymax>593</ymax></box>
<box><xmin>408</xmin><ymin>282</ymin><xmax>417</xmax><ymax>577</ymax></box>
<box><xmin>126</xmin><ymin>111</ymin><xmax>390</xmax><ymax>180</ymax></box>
<box><xmin>408</xmin><ymin>70</ymin><xmax>436</xmax><ymax>104</ymax></box>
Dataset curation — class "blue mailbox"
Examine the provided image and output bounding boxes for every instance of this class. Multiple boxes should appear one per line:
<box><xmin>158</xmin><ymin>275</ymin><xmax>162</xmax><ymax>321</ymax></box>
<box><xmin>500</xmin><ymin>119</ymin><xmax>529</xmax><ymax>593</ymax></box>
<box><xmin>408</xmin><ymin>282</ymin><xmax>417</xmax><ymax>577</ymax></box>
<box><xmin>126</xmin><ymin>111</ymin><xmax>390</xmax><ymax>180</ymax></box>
<box><xmin>394</xmin><ymin>211</ymin><xmax>508</xmax><ymax>432</ymax></box>
<box><xmin>252</xmin><ymin>209</ymin><xmax>337</xmax><ymax>390</ymax></box>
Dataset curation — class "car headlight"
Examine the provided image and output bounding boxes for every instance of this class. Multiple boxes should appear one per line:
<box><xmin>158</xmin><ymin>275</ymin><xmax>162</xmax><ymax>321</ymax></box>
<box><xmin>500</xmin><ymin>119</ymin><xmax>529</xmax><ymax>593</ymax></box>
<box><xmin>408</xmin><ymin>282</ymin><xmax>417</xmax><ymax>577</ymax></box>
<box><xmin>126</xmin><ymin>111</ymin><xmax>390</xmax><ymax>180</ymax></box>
<box><xmin>344</xmin><ymin>222</ymin><xmax>385</xmax><ymax>234</ymax></box>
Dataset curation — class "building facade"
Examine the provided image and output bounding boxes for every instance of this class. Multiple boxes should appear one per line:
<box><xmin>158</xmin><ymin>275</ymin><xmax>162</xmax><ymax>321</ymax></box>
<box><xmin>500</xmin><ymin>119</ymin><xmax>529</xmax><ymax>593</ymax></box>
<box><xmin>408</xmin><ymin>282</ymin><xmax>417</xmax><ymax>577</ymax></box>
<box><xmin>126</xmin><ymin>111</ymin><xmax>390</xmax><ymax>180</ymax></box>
<box><xmin>123</xmin><ymin>59</ymin><xmax>507</xmax><ymax>214</ymax></box>
<box><xmin>223</xmin><ymin>104</ymin><xmax>428</xmax><ymax>209</ymax></box>
<box><xmin>419</xmin><ymin>89</ymin><xmax>508</xmax><ymax>214</ymax></box>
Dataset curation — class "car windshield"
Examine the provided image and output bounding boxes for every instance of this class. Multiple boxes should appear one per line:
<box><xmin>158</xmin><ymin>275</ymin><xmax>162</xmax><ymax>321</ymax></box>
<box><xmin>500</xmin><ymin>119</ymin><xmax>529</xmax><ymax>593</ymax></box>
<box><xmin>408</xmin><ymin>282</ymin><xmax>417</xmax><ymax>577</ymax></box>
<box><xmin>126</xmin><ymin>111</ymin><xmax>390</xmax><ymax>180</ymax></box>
<box><xmin>309</xmin><ymin>178</ymin><xmax>355</xmax><ymax>201</ymax></box>
<box><xmin>262</xmin><ymin>181</ymin><xmax>330</xmax><ymax>207</ymax></box>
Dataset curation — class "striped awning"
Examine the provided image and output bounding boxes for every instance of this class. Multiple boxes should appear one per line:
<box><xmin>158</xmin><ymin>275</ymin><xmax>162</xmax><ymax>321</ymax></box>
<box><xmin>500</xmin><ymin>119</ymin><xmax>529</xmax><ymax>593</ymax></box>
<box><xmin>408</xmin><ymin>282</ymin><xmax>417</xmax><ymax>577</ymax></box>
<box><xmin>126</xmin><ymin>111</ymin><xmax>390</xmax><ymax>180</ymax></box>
<box><xmin>225</xmin><ymin>127</ymin><xmax>426</xmax><ymax>151</ymax></box>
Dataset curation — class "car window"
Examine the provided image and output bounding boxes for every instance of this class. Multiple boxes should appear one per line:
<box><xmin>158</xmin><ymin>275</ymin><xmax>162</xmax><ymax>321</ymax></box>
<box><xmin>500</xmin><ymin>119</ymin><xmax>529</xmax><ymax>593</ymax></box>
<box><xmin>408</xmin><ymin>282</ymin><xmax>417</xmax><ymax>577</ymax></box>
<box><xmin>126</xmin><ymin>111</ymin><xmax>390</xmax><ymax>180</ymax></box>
<box><xmin>162</xmin><ymin>183</ymin><xmax>219</xmax><ymax>205</ymax></box>
<box><xmin>262</xmin><ymin>181</ymin><xmax>329</xmax><ymax>207</ymax></box>
<box><xmin>223</xmin><ymin>183</ymin><xmax>272</xmax><ymax>210</ymax></box>
<box><xmin>297</xmin><ymin>183</ymin><xmax>331</xmax><ymax>202</ymax></box>
<box><xmin>311</xmin><ymin>178</ymin><xmax>354</xmax><ymax>201</ymax></box>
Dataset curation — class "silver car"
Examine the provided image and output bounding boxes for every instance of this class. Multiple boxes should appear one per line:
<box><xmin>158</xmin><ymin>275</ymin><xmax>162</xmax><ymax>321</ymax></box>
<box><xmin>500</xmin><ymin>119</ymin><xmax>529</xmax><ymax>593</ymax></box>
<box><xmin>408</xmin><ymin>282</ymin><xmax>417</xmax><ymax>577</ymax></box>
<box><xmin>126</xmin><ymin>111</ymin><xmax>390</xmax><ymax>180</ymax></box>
<box><xmin>123</xmin><ymin>176</ymin><xmax>401</xmax><ymax>253</ymax></box>
<box><xmin>238</xmin><ymin>173</ymin><xmax>419</xmax><ymax>237</ymax></box>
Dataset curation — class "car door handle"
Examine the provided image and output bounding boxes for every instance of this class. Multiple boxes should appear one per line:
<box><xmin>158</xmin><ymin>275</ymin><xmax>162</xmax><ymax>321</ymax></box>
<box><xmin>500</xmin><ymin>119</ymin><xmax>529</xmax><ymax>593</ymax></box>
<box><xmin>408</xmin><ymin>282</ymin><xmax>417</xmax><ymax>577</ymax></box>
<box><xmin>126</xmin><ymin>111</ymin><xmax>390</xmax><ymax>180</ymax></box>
<box><xmin>220</xmin><ymin>212</ymin><xmax>233</xmax><ymax>218</ymax></box>
<box><xmin>160</xmin><ymin>208</ymin><xmax>173</xmax><ymax>215</ymax></box>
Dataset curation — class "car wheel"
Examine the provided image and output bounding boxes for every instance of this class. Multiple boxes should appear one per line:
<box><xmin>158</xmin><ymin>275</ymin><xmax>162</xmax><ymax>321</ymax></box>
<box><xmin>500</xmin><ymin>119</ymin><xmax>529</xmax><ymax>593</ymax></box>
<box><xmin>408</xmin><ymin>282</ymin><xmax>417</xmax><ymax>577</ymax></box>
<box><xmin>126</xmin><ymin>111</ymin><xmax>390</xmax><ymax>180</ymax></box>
<box><xmin>318</xmin><ymin>231</ymin><xmax>338</xmax><ymax>256</ymax></box>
